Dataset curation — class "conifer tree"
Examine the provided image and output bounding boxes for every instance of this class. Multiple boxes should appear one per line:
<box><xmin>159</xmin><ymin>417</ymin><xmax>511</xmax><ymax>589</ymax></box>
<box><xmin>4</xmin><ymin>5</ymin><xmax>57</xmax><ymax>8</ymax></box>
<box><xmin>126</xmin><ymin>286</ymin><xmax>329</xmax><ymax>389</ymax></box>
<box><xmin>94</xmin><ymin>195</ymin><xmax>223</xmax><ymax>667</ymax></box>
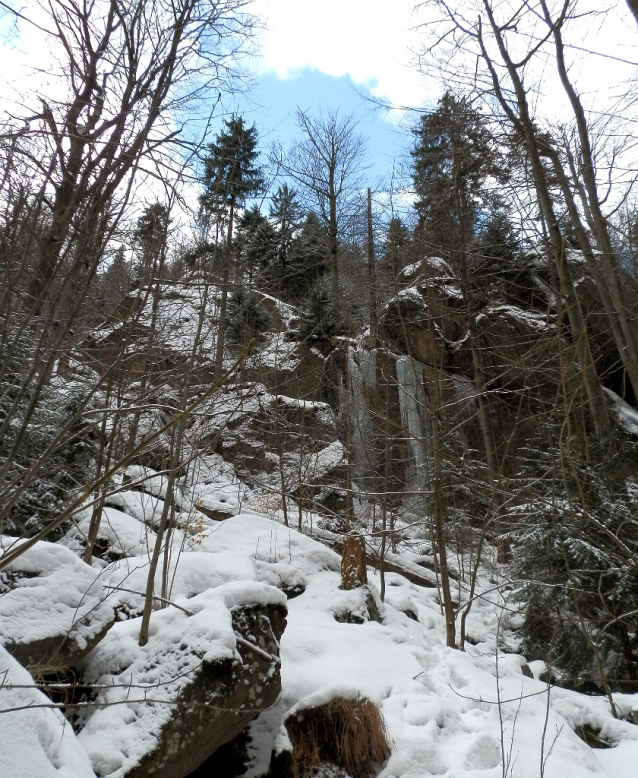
<box><xmin>201</xmin><ymin>116</ymin><xmax>263</xmax><ymax>377</ymax></box>
<box><xmin>285</xmin><ymin>211</ymin><xmax>328</xmax><ymax>302</ymax></box>
<box><xmin>412</xmin><ymin>92</ymin><xmax>502</xmax><ymax>257</ymax></box>
<box><xmin>134</xmin><ymin>202</ymin><xmax>170</xmax><ymax>285</ymax></box>
<box><xmin>270</xmin><ymin>184</ymin><xmax>304</xmax><ymax>279</ymax></box>
<box><xmin>236</xmin><ymin>206</ymin><xmax>278</xmax><ymax>287</ymax></box>
<box><xmin>412</xmin><ymin>92</ymin><xmax>502</xmax><ymax>481</ymax></box>
<box><xmin>383</xmin><ymin>217</ymin><xmax>411</xmax><ymax>281</ymax></box>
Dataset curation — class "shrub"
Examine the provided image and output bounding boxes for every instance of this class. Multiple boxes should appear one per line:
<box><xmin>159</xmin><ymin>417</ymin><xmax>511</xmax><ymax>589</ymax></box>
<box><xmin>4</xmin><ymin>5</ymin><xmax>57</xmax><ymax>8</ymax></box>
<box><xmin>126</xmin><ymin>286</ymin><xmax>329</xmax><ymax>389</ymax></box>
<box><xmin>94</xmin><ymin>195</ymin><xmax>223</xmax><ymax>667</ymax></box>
<box><xmin>284</xmin><ymin>697</ymin><xmax>390</xmax><ymax>778</ymax></box>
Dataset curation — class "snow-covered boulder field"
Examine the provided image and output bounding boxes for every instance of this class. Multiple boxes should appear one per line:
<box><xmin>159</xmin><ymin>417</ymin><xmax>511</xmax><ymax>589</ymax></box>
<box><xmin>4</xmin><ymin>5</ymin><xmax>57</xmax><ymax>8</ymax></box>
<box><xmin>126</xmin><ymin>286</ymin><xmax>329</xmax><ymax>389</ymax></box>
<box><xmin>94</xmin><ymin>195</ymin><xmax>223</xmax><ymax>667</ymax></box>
<box><xmin>2</xmin><ymin>511</ymin><xmax>638</xmax><ymax>777</ymax></box>
<box><xmin>195</xmin><ymin>516</ymin><xmax>638</xmax><ymax>778</ymax></box>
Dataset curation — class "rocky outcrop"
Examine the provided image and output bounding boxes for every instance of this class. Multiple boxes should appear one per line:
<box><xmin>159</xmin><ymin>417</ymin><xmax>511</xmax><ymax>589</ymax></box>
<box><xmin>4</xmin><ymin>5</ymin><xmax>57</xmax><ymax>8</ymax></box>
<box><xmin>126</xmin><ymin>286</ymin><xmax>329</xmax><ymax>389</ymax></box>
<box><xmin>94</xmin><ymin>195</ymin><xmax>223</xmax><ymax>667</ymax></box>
<box><xmin>380</xmin><ymin>280</ymin><xmax>472</xmax><ymax>375</ymax></box>
<box><xmin>212</xmin><ymin>386</ymin><xmax>340</xmax><ymax>477</ymax></box>
<box><xmin>380</xmin><ymin>277</ymin><xmax>573</xmax><ymax>397</ymax></box>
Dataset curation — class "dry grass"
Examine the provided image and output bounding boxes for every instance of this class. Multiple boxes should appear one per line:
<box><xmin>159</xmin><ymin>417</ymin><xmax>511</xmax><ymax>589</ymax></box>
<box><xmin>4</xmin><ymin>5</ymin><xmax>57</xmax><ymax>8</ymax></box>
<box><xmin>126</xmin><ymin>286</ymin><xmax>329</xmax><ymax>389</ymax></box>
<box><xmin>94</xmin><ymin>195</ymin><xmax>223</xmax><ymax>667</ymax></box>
<box><xmin>285</xmin><ymin>697</ymin><xmax>390</xmax><ymax>778</ymax></box>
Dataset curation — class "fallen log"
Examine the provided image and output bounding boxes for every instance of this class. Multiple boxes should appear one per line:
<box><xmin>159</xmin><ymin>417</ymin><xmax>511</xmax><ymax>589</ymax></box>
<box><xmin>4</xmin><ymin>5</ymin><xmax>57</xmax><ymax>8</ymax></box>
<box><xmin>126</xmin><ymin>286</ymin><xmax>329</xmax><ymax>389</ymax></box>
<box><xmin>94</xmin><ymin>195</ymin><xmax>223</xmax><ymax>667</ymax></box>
<box><xmin>308</xmin><ymin>527</ymin><xmax>454</xmax><ymax>589</ymax></box>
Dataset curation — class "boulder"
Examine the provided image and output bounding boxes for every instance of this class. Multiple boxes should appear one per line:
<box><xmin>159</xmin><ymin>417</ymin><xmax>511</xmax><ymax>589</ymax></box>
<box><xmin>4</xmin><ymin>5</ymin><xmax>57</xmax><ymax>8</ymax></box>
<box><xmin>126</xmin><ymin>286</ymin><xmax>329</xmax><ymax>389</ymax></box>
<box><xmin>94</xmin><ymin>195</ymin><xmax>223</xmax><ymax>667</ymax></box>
<box><xmin>379</xmin><ymin>281</ymin><xmax>472</xmax><ymax>375</ymax></box>
<box><xmin>211</xmin><ymin>386</ymin><xmax>340</xmax><ymax>479</ymax></box>
<box><xmin>0</xmin><ymin>538</ymin><xmax>115</xmax><ymax>672</ymax></box>
<box><xmin>76</xmin><ymin>582</ymin><xmax>287</xmax><ymax>778</ymax></box>
<box><xmin>475</xmin><ymin>303</ymin><xmax>573</xmax><ymax>395</ymax></box>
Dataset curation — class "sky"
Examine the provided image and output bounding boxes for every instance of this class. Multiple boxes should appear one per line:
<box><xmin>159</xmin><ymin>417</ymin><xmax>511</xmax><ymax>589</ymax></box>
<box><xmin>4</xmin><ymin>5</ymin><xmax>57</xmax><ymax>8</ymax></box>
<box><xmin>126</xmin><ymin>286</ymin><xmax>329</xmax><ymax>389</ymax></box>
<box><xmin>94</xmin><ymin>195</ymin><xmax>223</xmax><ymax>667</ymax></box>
<box><xmin>1</xmin><ymin>0</ymin><xmax>637</xmax><ymax>216</ymax></box>
<box><xmin>211</xmin><ymin>0</ymin><xmax>432</xmax><ymax>192</ymax></box>
<box><xmin>209</xmin><ymin>0</ymin><xmax>638</xmax><ymax>199</ymax></box>
<box><xmin>0</xmin><ymin>0</ymin><xmax>428</xmax><ymax>212</ymax></box>
<box><xmin>250</xmin><ymin>0</ymin><xmax>428</xmax><ymax>112</ymax></box>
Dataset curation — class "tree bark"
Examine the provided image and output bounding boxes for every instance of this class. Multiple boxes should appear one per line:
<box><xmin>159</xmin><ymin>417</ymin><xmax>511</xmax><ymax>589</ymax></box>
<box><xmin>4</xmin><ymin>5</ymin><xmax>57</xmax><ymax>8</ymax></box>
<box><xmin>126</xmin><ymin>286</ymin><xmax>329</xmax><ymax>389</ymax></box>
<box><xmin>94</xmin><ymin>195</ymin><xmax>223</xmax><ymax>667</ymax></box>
<box><xmin>367</xmin><ymin>188</ymin><xmax>378</xmax><ymax>347</ymax></box>
<box><xmin>214</xmin><ymin>201</ymin><xmax>235</xmax><ymax>380</ymax></box>
<box><xmin>478</xmin><ymin>5</ymin><xmax>610</xmax><ymax>438</ymax></box>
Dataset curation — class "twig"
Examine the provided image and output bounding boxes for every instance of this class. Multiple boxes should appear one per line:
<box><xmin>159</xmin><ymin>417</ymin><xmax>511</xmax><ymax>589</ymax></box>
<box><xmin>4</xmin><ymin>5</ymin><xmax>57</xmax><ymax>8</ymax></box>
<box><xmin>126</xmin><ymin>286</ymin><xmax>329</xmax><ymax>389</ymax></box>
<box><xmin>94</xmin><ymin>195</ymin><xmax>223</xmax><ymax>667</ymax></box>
<box><xmin>104</xmin><ymin>586</ymin><xmax>194</xmax><ymax>615</ymax></box>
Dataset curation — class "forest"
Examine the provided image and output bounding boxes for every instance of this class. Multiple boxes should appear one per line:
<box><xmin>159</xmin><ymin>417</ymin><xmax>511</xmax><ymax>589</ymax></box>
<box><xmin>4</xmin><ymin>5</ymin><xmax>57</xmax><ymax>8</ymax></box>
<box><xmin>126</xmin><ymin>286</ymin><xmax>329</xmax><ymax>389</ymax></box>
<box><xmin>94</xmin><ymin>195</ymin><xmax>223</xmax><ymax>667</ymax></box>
<box><xmin>1</xmin><ymin>1</ymin><xmax>638</xmax><ymax>777</ymax></box>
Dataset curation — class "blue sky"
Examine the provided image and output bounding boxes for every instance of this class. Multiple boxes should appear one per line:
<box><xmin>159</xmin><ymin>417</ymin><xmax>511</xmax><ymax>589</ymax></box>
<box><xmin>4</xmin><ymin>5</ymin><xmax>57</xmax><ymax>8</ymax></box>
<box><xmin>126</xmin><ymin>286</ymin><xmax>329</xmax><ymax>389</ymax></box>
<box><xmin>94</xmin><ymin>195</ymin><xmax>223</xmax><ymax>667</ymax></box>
<box><xmin>217</xmin><ymin>68</ymin><xmax>414</xmax><ymax>192</ymax></box>
<box><xmin>2</xmin><ymin>0</ymin><xmax>635</xmax><ymax>222</ymax></box>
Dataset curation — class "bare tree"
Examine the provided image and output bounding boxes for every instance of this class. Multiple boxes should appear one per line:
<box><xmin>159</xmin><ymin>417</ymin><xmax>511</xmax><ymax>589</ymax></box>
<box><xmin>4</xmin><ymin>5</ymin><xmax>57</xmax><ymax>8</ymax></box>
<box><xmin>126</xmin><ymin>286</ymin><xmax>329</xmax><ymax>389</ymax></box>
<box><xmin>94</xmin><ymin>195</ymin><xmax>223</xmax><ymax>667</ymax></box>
<box><xmin>0</xmin><ymin>0</ymin><xmax>255</xmax><ymax>549</ymax></box>
<box><xmin>276</xmin><ymin>108</ymin><xmax>367</xmax><ymax>315</ymax></box>
<box><xmin>425</xmin><ymin>0</ymin><xmax>611</xmax><ymax>438</ymax></box>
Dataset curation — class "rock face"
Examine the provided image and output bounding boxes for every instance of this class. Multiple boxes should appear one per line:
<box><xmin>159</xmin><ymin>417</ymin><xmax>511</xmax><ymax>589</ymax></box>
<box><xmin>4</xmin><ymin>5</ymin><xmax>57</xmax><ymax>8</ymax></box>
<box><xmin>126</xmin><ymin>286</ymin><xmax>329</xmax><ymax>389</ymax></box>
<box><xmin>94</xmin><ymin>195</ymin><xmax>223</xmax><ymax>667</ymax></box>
<box><xmin>120</xmin><ymin>602</ymin><xmax>287</xmax><ymax>778</ymax></box>
<box><xmin>0</xmin><ymin>538</ymin><xmax>115</xmax><ymax>672</ymax></box>
<box><xmin>214</xmin><ymin>389</ymin><xmax>339</xmax><ymax>475</ymax></box>
<box><xmin>379</xmin><ymin>276</ymin><xmax>573</xmax><ymax>397</ymax></box>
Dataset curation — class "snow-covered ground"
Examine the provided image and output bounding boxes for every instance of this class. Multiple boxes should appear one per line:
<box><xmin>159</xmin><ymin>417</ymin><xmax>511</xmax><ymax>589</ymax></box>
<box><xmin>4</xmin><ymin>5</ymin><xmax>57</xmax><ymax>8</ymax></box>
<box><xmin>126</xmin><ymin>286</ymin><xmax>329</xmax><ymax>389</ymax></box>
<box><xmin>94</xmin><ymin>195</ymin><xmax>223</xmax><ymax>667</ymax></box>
<box><xmin>2</xmin><ymin>468</ymin><xmax>638</xmax><ymax>777</ymax></box>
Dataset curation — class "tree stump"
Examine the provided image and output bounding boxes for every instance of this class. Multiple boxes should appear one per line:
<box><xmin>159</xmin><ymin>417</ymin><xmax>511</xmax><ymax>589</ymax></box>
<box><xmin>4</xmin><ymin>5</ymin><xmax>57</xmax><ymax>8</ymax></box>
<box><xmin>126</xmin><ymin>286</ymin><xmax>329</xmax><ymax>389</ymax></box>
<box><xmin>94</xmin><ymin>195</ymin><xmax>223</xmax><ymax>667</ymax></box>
<box><xmin>341</xmin><ymin>534</ymin><xmax>368</xmax><ymax>589</ymax></box>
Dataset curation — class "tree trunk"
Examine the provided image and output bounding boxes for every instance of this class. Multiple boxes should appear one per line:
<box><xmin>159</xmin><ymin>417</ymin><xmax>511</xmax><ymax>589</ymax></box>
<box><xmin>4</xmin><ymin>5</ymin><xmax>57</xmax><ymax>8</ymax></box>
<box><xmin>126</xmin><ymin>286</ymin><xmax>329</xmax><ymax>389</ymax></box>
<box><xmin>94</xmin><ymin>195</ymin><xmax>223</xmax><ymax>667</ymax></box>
<box><xmin>541</xmin><ymin>0</ymin><xmax>638</xmax><ymax>400</ymax></box>
<box><xmin>328</xmin><ymin>176</ymin><xmax>340</xmax><ymax>314</ymax></box>
<box><xmin>214</xmin><ymin>201</ymin><xmax>235</xmax><ymax>380</ymax></box>
<box><xmin>367</xmin><ymin>188</ymin><xmax>377</xmax><ymax>347</ymax></box>
<box><xmin>479</xmin><ymin>6</ymin><xmax>610</xmax><ymax>438</ymax></box>
<box><xmin>429</xmin><ymin>384</ymin><xmax>457</xmax><ymax>648</ymax></box>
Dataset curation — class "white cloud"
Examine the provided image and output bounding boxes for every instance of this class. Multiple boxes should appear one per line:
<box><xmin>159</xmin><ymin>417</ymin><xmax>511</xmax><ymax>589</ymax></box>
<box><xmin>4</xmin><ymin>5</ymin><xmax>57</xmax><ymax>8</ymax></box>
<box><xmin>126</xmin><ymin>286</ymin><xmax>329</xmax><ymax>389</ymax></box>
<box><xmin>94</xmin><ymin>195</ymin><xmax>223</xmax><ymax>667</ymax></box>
<box><xmin>249</xmin><ymin>0</ymin><xmax>432</xmax><ymax>111</ymax></box>
<box><xmin>248</xmin><ymin>0</ymin><xmax>638</xmax><ymax>128</ymax></box>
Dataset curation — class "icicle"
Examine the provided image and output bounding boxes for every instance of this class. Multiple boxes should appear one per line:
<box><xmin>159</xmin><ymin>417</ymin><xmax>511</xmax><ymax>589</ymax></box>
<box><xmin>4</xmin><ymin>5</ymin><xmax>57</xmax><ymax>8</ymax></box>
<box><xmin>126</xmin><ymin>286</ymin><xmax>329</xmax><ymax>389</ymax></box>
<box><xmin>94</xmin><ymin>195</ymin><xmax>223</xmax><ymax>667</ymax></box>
<box><xmin>347</xmin><ymin>347</ymin><xmax>375</xmax><ymax>486</ymax></box>
<box><xmin>395</xmin><ymin>355</ymin><xmax>430</xmax><ymax>518</ymax></box>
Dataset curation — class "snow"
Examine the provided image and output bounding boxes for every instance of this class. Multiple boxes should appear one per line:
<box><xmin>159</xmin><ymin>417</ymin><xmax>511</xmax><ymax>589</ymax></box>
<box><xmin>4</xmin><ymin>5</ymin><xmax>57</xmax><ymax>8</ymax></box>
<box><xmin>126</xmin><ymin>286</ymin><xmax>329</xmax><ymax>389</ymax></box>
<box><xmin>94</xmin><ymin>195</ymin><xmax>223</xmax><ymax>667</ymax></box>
<box><xmin>77</xmin><ymin>580</ymin><xmax>286</xmax><ymax>778</ymax></box>
<box><xmin>81</xmin><ymin>511</ymin><xmax>632</xmax><ymax>778</ymax></box>
<box><xmin>399</xmin><ymin>261</ymin><xmax>423</xmax><ymax>279</ymax></box>
<box><xmin>0</xmin><ymin>537</ymin><xmax>113</xmax><ymax>655</ymax></box>
<box><xmin>2</xmin><ymin>472</ymin><xmax>638</xmax><ymax>777</ymax></box>
<box><xmin>481</xmin><ymin>304</ymin><xmax>554</xmax><ymax>333</ymax></box>
<box><xmin>255</xmin><ymin>291</ymin><xmax>299</xmax><ymax>328</ymax></box>
<box><xmin>399</xmin><ymin>257</ymin><xmax>455</xmax><ymax>281</ymax></box>
<box><xmin>104</xmin><ymin>489</ymin><xmax>169</xmax><ymax>528</ymax></box>
<box><xmin>184</xmin><ymin>518</ymin><xmax>634</xmax><ymax>778</ymax></box>
<box><xmin>605</xmin><ymin>388</ymin><xmax>638</xmax><ymax>438</ymax></box>
<box><xmin>62</xmin><ymin>506</ymin><xmax>156</xmax><ymax>560</ymax></box>
<box><xmin>397</xmin><ymin>287</ymin><xmax>426</xmax><ymax>307</ymax></box>
<box><xmin>305</xmin><ymin>441</ymin><xmax>347</xmax><ymax>481</ymax></box>
<box><xmin>0</xmin><ymin>646</ymin><xmax>96</xmax><ymax>778</ymax></box>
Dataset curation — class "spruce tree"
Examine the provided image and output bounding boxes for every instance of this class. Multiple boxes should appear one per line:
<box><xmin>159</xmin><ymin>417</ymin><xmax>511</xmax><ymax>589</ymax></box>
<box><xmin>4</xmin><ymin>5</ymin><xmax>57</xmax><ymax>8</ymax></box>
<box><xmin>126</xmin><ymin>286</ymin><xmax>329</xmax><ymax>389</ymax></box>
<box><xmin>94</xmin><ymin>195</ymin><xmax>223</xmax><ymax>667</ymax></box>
<box><xmin>270</xmin><ymin>184</ymin><xmax>303</xmax><ymax>281</ymax></box>
<box><xmin>412</xmin><ymin>92</ymin><xmax>502</xmax><ymax>259</ymax></box>
<box><xmin>236</xmin><ymin>206</ymin><xmax>278</xmax><ymax>287</ymax></box>
<box><xmin>511</xmin><ymin>425</ymin><xmax>638</xmax><ymax>690</ymax></box>
<box><xmin>201</xmin><ymin>116</ymin><xmax>263</xmax><ymax>221</ymax></box>
<box><xmin>200</xmin><ymin>116</ymin><xmax>263</xmax><ymax>377</ymax></box>
<box><xmin>284</xmin><ymin>211</ymin><xmax>328</xmax><ymax>302</ymax></box>
<box><xmin>382</xmin><ymin>217</ymin><xmax>411</xmax><ymax>281</ymax></box>
<box><xmin>133</xmin><ymin>202</ymin><xmax>169</xmax><ymax>284</ymax></box>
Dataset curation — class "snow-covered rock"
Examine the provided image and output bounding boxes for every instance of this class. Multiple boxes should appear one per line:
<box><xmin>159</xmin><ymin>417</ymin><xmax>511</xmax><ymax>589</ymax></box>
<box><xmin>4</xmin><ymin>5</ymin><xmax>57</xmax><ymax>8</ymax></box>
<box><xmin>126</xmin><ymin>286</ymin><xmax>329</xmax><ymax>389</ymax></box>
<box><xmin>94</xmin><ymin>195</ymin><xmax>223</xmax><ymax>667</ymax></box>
<box><xmin>0</xmin><ymin>537</ymin><xmax>115</xmax><ymax>671</ymax></box>
<box><xmin>0</xmin><ymin>646</ymin><xmax>96</xmax><ymax>778</ymax></box>
<box><xmin>76</xmin><ymin>581</ymin><xmax>287</xmax><ymax>778</ymax></box>
<box><xmin>62</xmin><ymin>506</ymin><xmax>156</xmax><ymax>561</ymax></box>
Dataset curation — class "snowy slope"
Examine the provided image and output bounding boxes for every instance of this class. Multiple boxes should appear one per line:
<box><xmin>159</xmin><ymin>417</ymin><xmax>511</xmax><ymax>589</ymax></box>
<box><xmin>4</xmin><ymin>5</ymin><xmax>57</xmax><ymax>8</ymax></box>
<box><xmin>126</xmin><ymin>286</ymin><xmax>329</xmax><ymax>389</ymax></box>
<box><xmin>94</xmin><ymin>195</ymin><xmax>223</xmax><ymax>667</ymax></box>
<box><xmin>189</xmin><ymin>516</ymin><xmax>638</xmax><ymax>778</ymax></box>
<box><xmin>0</xmin><ymin>647</ymin><xmax>96</xmax><ymax>778</ymax></box>
<box><xmin>2</xmin><ymin>503</ymin><xmax>638</xmax><ymax>777</ymax></box>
